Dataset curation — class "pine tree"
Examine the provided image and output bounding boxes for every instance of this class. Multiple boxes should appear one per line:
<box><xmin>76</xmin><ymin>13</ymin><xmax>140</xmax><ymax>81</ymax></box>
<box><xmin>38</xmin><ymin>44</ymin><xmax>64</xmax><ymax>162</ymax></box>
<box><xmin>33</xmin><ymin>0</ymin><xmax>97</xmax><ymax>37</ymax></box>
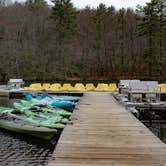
<box><xmin>136</xmin><ymin>0</ymin><xmax>161</xmax><ymax>76</ymax></box>
<box><xmin>50</xmin><ymin>0</ymin><xmax>77</xmax><ymax>39</ymax></box>
<box><xmin>93</xmin><ymin>3</ymin><xmax>107</xmax><ymax>76</ymax></box>
<box><xmin>156</xmin><ymin>0</ymin><xmax>166</xmax><ymax>77</ymax></box>
<box><xmin>117</xmin><ymin>8</ymin><xmax>126</xmax><ymax>71</ymax></box>
<box><xmin>50</xmin><ymin>0</ymin><xmax>77</xmax><ymax>78</ymax></box>
<box><xmin>25</xmin><ymin>0</ymin><xmax>46</xmax><ymax>10</ymax></box>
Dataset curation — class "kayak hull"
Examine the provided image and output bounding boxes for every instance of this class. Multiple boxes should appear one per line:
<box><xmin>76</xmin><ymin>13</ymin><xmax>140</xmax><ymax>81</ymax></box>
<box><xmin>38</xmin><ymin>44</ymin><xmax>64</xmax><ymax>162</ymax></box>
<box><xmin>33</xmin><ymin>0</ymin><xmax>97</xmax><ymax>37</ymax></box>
<box><xmin>51</xmin><ymin>101</ymin><xmax>75</xmax><ymax>112</ymax></box>
<box><xmin>0</xmin><ymin>120</ymin><xmax>57</xmax><ymax>140</ymax></box>
<box><xmin>52</xmin><ymin>95</ymin><xmax>80</xmax><ymax>102</ymax></box>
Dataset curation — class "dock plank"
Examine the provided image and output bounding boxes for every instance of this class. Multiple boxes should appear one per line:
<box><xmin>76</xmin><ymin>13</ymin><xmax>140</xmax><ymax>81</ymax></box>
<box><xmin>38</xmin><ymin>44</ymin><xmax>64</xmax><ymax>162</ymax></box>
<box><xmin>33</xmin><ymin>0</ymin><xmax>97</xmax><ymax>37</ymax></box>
<box><xmin>49</xmin><ymin>92</ymin><xmax>166</xmax><ymax>166</ymax></box>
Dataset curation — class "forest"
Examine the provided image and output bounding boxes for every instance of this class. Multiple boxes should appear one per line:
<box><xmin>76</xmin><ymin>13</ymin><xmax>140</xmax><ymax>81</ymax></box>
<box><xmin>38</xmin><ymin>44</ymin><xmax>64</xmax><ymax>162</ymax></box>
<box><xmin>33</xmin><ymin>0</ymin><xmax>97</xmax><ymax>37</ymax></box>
<box><xmin>0</xmin><ymin>0</ymin><xmax>165</xmax><ymax>82</ymax></box>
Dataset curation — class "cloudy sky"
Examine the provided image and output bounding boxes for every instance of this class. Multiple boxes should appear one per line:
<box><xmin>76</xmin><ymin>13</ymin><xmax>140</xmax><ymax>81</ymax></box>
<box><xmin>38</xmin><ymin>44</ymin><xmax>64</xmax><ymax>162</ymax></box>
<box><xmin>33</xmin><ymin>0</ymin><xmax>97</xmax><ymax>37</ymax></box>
<box><xmin>15</xmin><ymin>0</ymin><xmax>151</xmax><ymax>9</ymax></box>
<box><xmin>70</xmin><ymin>0</ymin><xmax>150</xmax><ymax>9</ymax></box>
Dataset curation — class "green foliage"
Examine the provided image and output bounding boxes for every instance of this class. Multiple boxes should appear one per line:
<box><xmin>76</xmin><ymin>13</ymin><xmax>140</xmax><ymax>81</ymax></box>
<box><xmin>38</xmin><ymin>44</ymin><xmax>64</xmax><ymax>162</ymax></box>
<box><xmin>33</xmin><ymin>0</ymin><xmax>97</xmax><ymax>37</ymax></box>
<box><xmin>117</xmin><ymin>8</ymin><xmax>126</xmax><ymax>24</ymax></box>
<box><xmin>50</xmin><ymin>0</ymin><xmax>77</xmax><ymax>39</ymax></box>
<box><xmin>93</xmin><ymin>3</ymin><xmax>107</xmax><ymax>43</ymax></box>
<box><xmin>108</xmin><ymin>5</ymin><xmax>115</xmax><ymax>14</ymax></box>
<box><xmin>25</xmin><ymin>0</ymin><xmax>47</xmax><ymax>10</ymax></box>
<box><xmin>137</xmin><ymin>0</ymin><xmax>159</xmax><ymax>37</ymax></box>
<box><xmin>0</xmin><ymin>1</ymin><xmax>165</xmax><ymax>81</ymax></box>
<box><xmin>136</xmin><ymin>0</ymin><xmax>166</xmax><ymax>75</ymax></box>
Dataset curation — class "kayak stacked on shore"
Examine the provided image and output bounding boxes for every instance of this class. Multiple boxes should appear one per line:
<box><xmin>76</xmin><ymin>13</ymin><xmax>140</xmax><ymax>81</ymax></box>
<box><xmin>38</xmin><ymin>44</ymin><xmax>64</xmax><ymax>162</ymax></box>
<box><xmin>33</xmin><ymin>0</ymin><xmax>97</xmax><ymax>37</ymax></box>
<box><xmin>0</xmin><ymin>94</ymin><xmax>80</xmax><ymax>140</ymax></box>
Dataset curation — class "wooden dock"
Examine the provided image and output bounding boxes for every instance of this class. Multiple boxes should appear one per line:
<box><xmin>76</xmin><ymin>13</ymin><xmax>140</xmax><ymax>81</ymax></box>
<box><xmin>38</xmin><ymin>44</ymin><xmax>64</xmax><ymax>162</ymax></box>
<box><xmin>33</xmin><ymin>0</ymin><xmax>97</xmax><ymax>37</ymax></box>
<box><xmin>42</xmin><ymin>93</ymin><xmax>166</xmax><ymax>165</ymax></box>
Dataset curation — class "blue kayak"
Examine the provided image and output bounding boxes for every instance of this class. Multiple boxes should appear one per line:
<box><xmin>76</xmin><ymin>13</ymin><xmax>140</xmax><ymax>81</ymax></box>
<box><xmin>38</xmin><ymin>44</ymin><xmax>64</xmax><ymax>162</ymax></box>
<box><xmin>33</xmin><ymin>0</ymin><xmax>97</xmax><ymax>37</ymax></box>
<box><xmin>51</xmin><ymin>95</ymin><xmax>80</xmax><ymax>102</ymax></box>
<box><xmin>35</xmin><ymin>93</ymin><xmax>80</xmax><ymax>102</ymax></box>
<box><xmin>27</xmin><ymin>92</ymin><xmax>80</xmax><ymax>102</ymax></box>
<box><xmin>25</xmin><ymin>93</ymin><xmax>76</xmax><ymax>112</ymax></box>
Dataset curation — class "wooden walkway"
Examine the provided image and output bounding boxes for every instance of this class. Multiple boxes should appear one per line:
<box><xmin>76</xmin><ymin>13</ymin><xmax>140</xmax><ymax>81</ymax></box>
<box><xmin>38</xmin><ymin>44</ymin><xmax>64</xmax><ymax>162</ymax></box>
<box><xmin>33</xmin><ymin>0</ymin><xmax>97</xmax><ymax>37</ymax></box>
<box><xmin>49</xmin><ymin>92</ymin><xmax>166</xmax><ymax>166</ymax></box>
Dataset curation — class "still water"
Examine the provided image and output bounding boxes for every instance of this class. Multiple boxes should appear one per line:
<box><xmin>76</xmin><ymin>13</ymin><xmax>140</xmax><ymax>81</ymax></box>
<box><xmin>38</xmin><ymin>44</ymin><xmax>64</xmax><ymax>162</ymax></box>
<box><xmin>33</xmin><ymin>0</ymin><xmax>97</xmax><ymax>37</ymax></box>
<box><xmin>143</xmin><ymin>121</ymin><xmax>166</xmax><ymax>143</ymax></box>
<box><xmin>0</xmin><ymin>98</ymin><xmax>55</xmax><ymax>165</ymax></box>
<box><xmin>139</xmin><ymin>110</ymin><xmax>166</xmax><ymax>144</ymax></box>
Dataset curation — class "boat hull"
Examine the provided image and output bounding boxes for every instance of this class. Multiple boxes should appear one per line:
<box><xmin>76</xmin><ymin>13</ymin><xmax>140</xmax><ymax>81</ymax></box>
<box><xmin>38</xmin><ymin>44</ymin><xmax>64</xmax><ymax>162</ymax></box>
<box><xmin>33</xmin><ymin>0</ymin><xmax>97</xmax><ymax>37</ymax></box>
<box><xmin>0</xmin><ymin>120</ymin><xmax>57</xmax><ymax>140</ymax></box>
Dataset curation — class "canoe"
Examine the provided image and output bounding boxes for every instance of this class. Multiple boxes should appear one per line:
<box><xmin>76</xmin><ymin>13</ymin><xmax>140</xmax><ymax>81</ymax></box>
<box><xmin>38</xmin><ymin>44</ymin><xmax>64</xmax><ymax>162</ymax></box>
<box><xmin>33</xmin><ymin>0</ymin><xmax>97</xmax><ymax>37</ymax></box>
<box><xmin>0</xmin><ymin>114</ymin><xmax>57</xmax><ymax>140</ymax></box>
<box><xmin>25</xmin><ymin>93</ymin><xmax>76</xmax><ymax>112</ymax></box>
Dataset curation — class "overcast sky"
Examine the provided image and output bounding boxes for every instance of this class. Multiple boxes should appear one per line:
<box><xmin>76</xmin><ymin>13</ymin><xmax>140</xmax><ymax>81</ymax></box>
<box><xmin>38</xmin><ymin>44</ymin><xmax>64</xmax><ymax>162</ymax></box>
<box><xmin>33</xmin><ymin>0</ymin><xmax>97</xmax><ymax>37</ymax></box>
<box><xmin>71</xmin><ymin>0</ymin><xmax>150</xmax><ymax>9</ymax></box>
<box><xmin>15</xmin><ymin>0</ymin><xmax>151</xmax><ymax>9</ymax></box>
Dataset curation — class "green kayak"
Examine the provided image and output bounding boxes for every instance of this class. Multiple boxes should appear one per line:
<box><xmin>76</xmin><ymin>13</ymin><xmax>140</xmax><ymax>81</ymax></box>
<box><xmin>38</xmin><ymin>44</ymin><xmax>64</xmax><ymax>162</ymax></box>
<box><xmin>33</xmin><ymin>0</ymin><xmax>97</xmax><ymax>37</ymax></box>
<box><xmin>19</xmin><ymin>100</ymin><xmax>72</xmax><ymax>118</ymax></box>
<box><xmin>0</xmin><ymin>114</ymin><xmax>57</xmax><ymax>140</ymax></box>
<box><xmin>14</xmin><ymin>102</ymin><xmax>70</xmax><ymax>124</ymax></box>
<box><xmin>0</xmin><ymin>100</ymin><xmax>73</xmax><ymax>139</ymax></box>
<box><xmin>0</xmin><ymin>107</ymin><xmax>66</xmax><ymax>130</ymax></box>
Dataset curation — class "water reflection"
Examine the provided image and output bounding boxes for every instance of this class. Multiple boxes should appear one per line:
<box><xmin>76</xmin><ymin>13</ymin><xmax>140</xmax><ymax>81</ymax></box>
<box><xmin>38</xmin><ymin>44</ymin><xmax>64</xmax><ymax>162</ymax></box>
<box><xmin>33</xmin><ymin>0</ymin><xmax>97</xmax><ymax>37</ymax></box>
<box><xmin>143</xmin><ymin>120</ymin><xmax>166</xmax><ymax>143</ymax></box>
<box><xmin>0</xmin><ymin>98</ymin><xmax>55</xmax><ymax>165</ymax></box>
<box><xmin>0</xmin><ymin>129</ymin><xmax>55</xmax><ymax>165</ymax></box>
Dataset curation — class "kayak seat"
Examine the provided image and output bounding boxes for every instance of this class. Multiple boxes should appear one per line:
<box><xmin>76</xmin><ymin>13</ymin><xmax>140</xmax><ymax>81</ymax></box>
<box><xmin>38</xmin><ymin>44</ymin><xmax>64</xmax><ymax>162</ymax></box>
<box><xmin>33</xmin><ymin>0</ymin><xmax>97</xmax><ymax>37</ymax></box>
<box><xmin>0</xmin><ymin>113</ymin><xmax>16</xmax><ymax>121</ymax></box>
<box><xmin>30</xmin><ymin>109</ymin><xmax>41</xmax><ymax>113</ymax></box>
<box><xmin>0</xmin><ymin>113</ymin><xmax>6</xmax><ymax>119</ymax></box>
<box><xmin>12</xmin><ymin>110</ymin><xmax>22</xmax><ymax>115</ymax></box>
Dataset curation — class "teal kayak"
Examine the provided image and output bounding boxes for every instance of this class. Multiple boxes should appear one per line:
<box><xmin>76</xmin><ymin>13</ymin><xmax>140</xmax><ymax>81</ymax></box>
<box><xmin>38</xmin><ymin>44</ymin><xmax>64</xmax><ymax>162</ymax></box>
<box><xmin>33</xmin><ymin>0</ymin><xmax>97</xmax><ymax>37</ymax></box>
<box><xmin>25</xmin><ymin>93</ymin><xmax>76</xmax><ymax>112</ymax></box>
<box><xmin>36</xmin><ymin>93</ymin><xmax>80</xmax><ymax>102</ymax></box>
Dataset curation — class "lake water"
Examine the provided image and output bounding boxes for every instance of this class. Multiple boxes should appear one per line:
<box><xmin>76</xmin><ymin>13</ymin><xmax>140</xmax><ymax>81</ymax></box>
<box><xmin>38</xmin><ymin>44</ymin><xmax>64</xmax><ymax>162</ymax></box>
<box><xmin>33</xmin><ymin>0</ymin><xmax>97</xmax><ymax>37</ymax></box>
<box><xmin>142</xmin><ymin>121</ymin><xmax>166</xmax><ymax>143</ymax></box>
<box><xmin>139</xmin><ymin>110</ymin><xmax>166</xmax><ymax>144</ymax></box>
<box><xmin>0</xmin><ymin>98</ymin><xmax>56</xmax><ymax>165</ymax></box>
<box><xmin>0</xmin><ymin>130</ymin><xmax>55</xmax><ymax>165</ymax></box>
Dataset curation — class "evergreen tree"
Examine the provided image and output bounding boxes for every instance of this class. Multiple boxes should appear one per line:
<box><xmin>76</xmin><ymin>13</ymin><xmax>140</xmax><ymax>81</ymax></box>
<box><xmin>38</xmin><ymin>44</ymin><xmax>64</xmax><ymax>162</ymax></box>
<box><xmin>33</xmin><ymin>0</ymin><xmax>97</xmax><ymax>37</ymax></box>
<box><xmin>117</xmin><ymin>8</ymin><xmax>126</xmax><ymax>71</ymax></box>
<box><xmin>136</xmin><ymin>0</ymin><xmax>161</xmax><ymax>76</ymax></box>
<box><xmin>50</xmin><ymin>0</ymin><xmax>77</xmax><ymax>39</ymax></box>
<box><xmin>93</xmin><ymin>3</ymin><xmax>107</xmax><ymax>76</ymax></box>
<box><xmin>156</xmin><ymin>0</ymin><xmax>166</xmax><ymax>77</ymax></box>
<box><xmin>50</xmin><ymin>0</ymin><xmax>77</xmax><ymax>78</ymax></box>
<box><xmin>25</xmin><ymin>0</ymin><xmax>46</xmax><ymax>10</ymax></box>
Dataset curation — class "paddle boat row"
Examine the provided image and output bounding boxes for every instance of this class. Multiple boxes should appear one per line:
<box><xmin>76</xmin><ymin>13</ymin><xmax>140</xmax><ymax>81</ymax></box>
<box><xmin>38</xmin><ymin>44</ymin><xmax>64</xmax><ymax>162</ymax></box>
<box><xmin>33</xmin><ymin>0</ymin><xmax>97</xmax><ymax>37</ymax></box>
<box><xmin>24</xmin><ymin>83</ymin><xmax>118</xmax><ymax>92</ymax></box>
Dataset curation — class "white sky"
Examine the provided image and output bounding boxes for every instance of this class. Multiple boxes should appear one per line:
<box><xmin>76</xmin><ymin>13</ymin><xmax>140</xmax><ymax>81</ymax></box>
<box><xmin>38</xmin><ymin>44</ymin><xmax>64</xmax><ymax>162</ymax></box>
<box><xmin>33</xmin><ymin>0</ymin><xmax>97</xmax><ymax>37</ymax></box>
<box><xmin>15</xmin><ymin>0</ymin><xmax>151</xmax><ymax>9</ymax></box>
<box><xmin>71</xmin><ymin>0</ymin><xmax>151</xmax><ymax>9</ymax></box>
